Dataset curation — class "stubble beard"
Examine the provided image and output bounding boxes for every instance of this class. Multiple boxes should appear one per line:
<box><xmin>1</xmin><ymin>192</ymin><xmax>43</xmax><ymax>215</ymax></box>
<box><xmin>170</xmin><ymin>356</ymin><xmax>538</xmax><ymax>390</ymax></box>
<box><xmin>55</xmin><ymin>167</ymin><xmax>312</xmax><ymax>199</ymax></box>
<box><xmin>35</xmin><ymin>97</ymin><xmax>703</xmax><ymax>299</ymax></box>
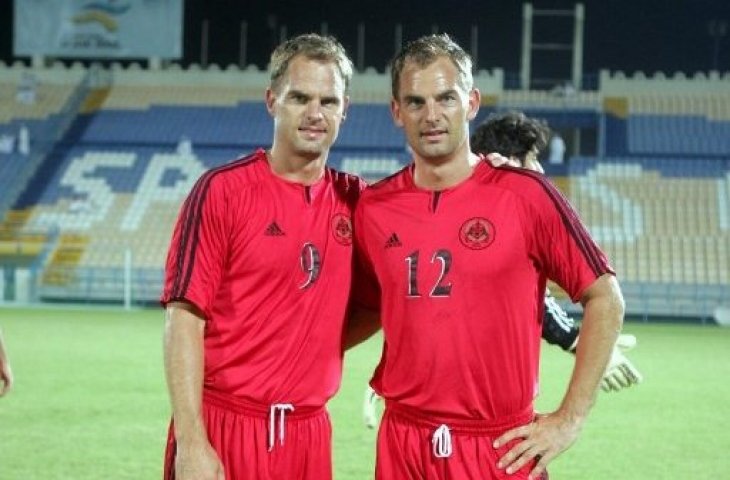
<box><xmin>414</xmin><ymin>136</ymin><xmax>455</xmax><ymax>165</ymax></box>
<box><xmin>293</xmin><ymin>137</ymin><xmax>330</xmax><ymax>160</ymax></box>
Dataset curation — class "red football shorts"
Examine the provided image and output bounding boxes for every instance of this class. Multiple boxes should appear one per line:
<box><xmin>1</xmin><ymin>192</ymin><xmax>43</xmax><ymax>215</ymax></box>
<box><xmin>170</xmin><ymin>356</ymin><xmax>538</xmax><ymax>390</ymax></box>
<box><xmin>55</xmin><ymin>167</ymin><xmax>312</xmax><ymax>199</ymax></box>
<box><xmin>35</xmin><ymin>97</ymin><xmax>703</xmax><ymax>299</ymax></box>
<box><xmin>375</xmin><ymin>401</ymin><xmax>548</xmax><ymax>480</ymax></box>
<box><xmin>164</xmin><ymin>389</ymin><xmax>332</xmax><ymax>480</ymax></box>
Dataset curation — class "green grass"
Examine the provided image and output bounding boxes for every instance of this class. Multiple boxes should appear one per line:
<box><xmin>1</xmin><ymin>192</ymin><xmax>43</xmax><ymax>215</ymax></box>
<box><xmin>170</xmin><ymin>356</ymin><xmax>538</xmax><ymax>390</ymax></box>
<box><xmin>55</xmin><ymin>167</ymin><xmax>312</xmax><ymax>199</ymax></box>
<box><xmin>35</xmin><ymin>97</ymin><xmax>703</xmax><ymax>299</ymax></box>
<box><xmin>0</xmin><ymin>307</ymin><xmax>729</xmax><ymax>479</ymax></box>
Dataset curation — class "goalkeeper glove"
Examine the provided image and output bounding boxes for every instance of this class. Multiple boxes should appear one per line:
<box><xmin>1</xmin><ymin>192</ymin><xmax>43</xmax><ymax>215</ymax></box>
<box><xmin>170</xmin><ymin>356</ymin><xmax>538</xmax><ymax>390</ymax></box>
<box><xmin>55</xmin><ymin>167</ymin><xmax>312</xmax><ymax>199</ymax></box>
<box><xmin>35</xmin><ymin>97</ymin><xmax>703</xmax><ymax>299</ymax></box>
<box><xmin>363</xmin><ymin>385</ymin><xmax>381</xmax><ymax>429</ymax></box>
<box><xmin>600</xmin><ymin>333</ymin><xmax>643</xmax><ymax>392</ymax></box>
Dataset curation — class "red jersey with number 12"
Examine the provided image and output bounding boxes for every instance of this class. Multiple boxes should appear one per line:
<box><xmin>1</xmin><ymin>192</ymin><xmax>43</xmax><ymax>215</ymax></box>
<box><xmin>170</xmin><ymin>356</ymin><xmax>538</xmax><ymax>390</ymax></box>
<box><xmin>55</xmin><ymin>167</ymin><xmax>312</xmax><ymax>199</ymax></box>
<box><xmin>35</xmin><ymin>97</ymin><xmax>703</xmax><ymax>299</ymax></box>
<box><xmin>161</xmin><ymin>149</ymin><xmax>364</xmax><ymax>407</ymax></box>
<box><xmin>353</xmin><ymin>159</ymin><xmax>613</xmax><ymax>421</ymax></box>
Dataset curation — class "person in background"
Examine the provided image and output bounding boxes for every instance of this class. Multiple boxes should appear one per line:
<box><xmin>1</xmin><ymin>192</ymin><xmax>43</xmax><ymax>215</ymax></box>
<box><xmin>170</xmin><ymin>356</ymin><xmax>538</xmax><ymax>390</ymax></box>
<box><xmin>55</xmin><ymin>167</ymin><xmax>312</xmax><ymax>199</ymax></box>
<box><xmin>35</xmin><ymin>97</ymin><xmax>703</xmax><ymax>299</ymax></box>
<box><xmin>548</xmin><ymin>132</ymin><xmax>565</xmax><ymax>165</ymax></box>
<box><xmin>470</xmin><ymin>110</ymin><xmax>642</xmax><ymax>392</ymax></box>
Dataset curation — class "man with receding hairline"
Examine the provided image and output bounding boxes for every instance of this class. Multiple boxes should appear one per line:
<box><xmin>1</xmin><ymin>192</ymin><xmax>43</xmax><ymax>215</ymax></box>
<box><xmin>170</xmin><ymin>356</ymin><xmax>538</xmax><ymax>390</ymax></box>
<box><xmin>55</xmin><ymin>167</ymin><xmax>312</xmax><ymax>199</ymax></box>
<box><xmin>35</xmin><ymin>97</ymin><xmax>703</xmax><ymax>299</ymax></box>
<box><xmin>161</xmin><ymin>34</ymin><xmax>364</xmax><ymax>480</ymax></box>
<box><xmin>348</xmin><ymin>34</ymin><xmax>624</xmax><ymax>480</ymax></box>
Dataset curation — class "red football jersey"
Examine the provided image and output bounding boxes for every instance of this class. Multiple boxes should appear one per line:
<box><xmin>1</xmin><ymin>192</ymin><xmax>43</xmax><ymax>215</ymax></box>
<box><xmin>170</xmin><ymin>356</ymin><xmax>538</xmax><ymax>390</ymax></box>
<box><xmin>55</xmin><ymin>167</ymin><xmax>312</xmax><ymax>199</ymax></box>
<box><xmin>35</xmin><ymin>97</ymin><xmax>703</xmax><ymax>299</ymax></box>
<box><xmin>161</xmin><ymin>149</ymin><xmax>364</xmax><ymax>407</ymax></box>
<box><xmin>354</xmin><ymin>159</ymin><xmax>613</xmax><ymax>421</ymax></box>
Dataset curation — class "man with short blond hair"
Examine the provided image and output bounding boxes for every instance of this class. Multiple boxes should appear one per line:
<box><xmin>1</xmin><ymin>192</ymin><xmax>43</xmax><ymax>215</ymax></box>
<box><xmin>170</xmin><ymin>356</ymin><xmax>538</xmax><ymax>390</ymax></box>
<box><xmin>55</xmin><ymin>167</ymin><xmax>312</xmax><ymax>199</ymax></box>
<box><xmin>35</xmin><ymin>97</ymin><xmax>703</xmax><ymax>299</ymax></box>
<box><xmin>351</xmin><ymin>34</ymin><xmax>624</xmax><ymax>480</ymax></box>
<box><xmin>161</xmin><ymin>33</ymin><xmax>364</xmax><ymax>480</ymax></box>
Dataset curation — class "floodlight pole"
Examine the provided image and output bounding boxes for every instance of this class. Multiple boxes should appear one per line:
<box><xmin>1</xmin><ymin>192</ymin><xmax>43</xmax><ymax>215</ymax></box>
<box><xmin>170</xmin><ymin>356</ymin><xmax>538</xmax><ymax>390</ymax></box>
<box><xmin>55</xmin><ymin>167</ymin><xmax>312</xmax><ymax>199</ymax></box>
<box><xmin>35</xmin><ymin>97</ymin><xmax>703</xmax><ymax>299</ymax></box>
<box><xmin>394</xmin><ymin>24</ymin><xmax>403</xmax><ymax>61</ymax></box>
<box><xmin>239</xmin><ymin>21</ymin><xmax>248</xmax><ymax>68</ymax></box>
<box><xmin>708</xmin><ymin>19</ymin><xmax>728</xmax><ymax>71</ymax></box>
<box><xmin>572</xmin><ymin>4</ymin><xmax>585</xmax><ymax>90</ymax></box>
<box><xmin>357</xmin><ymin>22</ymin><xmax>365</xmax><ymax>72</ymax></box>
<box><xmin>201</xmin><ymin>19</ymin><xmax>209</xmax><ymax>67</ymax></box>
<box><xmin>471</xmin><ymin>25</ymin><xmax>479</xmax><ymax>70</ymax></box>
<box><xmin>520</xmin><ymin>4</ymin><xmax>533</xmax><ymax>90</ymax></box>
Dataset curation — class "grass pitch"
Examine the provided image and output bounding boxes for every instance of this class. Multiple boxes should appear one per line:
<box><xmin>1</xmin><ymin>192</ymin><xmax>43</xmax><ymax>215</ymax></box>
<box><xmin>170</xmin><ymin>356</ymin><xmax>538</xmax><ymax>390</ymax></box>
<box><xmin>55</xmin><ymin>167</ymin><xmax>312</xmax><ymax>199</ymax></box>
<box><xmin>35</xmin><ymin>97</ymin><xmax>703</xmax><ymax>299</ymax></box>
<box><xmin>0</xmin><ymin>307</ymin><xmax>728</xmax><ymax>479</ymax></box>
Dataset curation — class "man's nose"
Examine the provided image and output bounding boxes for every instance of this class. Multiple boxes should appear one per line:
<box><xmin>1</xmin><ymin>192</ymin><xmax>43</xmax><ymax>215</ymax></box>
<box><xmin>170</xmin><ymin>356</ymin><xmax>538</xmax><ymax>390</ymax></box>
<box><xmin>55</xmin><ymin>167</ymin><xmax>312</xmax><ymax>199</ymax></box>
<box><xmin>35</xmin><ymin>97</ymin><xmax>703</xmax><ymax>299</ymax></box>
<box><xmin>305</xmin><ymin>100</ymin><xmax>324</xmax><ymax>120</ymax></box>
<box><xmin>425</xmin><ymin>100</ymin><xmax>439</xmax><ymax>123</ymax></box>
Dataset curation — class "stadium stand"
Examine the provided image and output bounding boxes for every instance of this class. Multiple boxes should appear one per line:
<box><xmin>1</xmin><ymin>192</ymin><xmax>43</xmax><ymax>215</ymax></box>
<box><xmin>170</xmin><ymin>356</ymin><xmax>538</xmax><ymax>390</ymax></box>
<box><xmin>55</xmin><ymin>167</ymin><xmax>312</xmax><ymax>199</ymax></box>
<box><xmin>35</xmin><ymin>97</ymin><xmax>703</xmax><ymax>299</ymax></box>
<box><xmin>0</xmin><ymin>63</ymin><xmax>728</xmax><ymax>320</ymax></box>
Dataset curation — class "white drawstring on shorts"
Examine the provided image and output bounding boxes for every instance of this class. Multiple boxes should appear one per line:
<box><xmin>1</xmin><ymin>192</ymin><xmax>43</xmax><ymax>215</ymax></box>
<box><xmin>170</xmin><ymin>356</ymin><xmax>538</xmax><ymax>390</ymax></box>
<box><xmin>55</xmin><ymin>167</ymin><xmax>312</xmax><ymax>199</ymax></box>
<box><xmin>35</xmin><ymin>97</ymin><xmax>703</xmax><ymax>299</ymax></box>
<box><xmin>432</xmin><ymin>424</ymin><xmax>452</xmax><ymax>458</ymax></box>
<box><xmin>268</xmin><ymin>403</ymin><xmax>295</xmax><ymax>452</ymax></box>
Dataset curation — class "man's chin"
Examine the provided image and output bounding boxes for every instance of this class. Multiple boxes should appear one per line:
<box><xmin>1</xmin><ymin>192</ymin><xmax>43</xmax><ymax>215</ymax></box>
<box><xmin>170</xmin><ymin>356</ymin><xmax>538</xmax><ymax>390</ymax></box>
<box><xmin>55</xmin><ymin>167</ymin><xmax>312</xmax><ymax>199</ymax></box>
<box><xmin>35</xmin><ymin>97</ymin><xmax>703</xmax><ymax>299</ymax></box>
<box><xmin>417</xmin><ymin>145</ymin><xmax>453</xmax><ymax>162</ymax></box>
<box><xmin>294</xmin><ymin>143</ymin><xmax>328</xmax><ymax>158</ymax></box>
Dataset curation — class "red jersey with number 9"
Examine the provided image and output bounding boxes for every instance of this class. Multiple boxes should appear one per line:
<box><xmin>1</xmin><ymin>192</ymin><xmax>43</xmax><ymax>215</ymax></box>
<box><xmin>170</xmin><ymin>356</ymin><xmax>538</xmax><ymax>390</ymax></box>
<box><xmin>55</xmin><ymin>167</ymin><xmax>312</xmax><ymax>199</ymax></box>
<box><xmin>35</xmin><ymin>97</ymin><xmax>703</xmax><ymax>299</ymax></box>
<box><xmin>353</xmin><ymin>159</ymin><xmax>613</xmax><ymax>421</ymax></box>
<box><xmin>161</xmin><ymin>149</ymin><xmax>364</xmax><ymax>407</ymax></box>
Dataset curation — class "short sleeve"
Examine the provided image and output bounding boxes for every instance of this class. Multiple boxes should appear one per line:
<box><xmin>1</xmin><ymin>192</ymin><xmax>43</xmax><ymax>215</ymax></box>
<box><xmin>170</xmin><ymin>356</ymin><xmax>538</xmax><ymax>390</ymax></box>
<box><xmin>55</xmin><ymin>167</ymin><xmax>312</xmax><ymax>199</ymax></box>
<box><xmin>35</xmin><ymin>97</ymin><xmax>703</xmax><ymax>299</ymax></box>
<box><xmin>161</xmin><ymin>172</ymin><xmax>229</xmax><ymax>317</ymax></box>
<box><xmin>526</xmin><ymin>181</ymin><xmax>614</xmax><ymax>302</ymax></box>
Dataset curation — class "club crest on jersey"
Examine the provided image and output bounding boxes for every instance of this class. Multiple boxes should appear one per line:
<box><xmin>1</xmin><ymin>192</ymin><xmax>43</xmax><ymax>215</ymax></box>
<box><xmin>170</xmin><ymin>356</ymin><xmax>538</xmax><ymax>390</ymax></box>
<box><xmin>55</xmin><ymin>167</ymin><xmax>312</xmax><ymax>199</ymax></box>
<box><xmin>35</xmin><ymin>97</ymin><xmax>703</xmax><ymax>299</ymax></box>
<box><xmin>332</xmin><ymin>213</ymin><xmax>353</xmax><ymax>245</ymax></box>
<box><xmin>459</xmin><ymin>217</ymin><xmax>495</xmax><ymax>250</ymax></box>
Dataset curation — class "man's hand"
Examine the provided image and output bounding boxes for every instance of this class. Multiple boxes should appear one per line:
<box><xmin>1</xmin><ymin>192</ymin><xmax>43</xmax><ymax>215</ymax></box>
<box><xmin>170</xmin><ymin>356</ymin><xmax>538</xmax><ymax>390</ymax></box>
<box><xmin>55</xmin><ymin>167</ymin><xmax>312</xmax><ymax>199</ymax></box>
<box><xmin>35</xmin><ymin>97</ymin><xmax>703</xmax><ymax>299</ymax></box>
<box><xmin>600</xmin><ymin>333</ymin><xmax>643</xmax><ymax>392</ymax></box>
<box><xmin>484</xmin><ymin>152</ymin><xmax>516</xmax><ymax>167</ymax></box>
<box><xmin>0</xmin><ymin>329</ymin><xmax>12</xmax><ymax>397</ymax></box>
<box><xmin>494</xmin><ymin>411</ymin><xmax>583</xmax><ymax>480</ymax></box>
<box><xmin>0</xmin><ymin>360</ymin><xmax>12</xmax><ymax>397</ymax></box>
<box><xmin>175</xmin><ymin>440</ymin><xmax>225</xmax><ymax>480</ymax></box>
<box><xmin>363</xmin><ymin>386</ymin><xmax>381</xmax><ymax>429</ymax></box>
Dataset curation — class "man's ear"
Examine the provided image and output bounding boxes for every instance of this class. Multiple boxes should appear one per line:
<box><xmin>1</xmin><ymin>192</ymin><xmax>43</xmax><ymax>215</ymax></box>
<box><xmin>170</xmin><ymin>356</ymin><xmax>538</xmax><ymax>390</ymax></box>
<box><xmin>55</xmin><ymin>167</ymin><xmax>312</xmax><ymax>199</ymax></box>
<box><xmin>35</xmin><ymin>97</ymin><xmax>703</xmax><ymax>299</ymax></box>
<box><xmin>265</xmin><ymin>87</ymin><xmax>277</xmax><ymax>117</ymax></box>
<box><xmin>341</xmin><ymin>95</ymin><xmax>350</xmax><ymax>121</ymax></box>
<box><xmin>390</xmin><ymin>97</ymin><xmax>404</xmax><ymax>127</ymax></box>
<box><xmin>467</xmin><ymin>88</ymin><xmax>481</xmax><ymax>121</ymax></box>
